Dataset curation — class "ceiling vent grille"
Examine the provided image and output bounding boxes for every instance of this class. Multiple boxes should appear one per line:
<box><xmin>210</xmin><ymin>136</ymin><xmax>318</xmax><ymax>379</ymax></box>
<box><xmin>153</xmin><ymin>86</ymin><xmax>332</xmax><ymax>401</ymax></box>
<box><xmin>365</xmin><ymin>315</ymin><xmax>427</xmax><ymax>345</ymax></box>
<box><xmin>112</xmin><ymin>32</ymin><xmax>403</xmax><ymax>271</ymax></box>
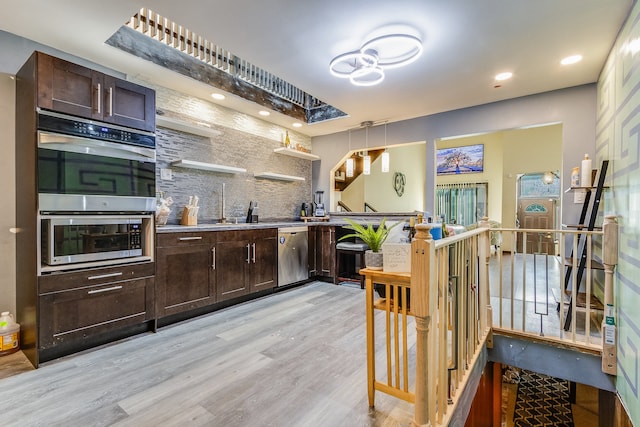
<box><xmin>116</xmin><ymin>8</ymin><xmax>345</xmax><ymax>124</ymax></box>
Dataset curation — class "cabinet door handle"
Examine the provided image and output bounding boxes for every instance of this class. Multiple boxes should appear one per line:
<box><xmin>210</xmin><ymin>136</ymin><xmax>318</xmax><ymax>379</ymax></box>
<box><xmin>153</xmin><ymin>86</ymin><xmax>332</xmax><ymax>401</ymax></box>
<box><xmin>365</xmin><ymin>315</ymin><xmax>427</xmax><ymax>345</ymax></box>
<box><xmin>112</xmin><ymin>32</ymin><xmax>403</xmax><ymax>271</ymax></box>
<box><xmin>87</xmin><ymin>272</ymin><xmax>123</xmax><ymax>280</ymax></box>
<box><xmin>246</xmin><ymin>243</ymin><xmax>251</xmax><ymax>264</ymax></box>
<box><xmin>95</xmin><ymin>83</ymin><xmax>101</xmax><ymax>114</ymax></box>
<box><xmin>211</xmin><ymin>247</ymin><xmax>216</xmax><ymax>270</ymax></box>
<box><xmin>179</xmin><ymin>236</ymin><xmax>203</xmax><ymax>241</ymax></box>
<box><xmin>106</xmin><ymin>87</ymin><xmax>113</xmax><ymax>117</ymax></box>
<box><xmin>88</xmin><ymin>285</ymin><xmax>123</xmax><ymax>295</ymax></box>
<box><xmin>252</xmin><ymin>242</ymin><xmax>256</xmax><ymax>264</ymax></box>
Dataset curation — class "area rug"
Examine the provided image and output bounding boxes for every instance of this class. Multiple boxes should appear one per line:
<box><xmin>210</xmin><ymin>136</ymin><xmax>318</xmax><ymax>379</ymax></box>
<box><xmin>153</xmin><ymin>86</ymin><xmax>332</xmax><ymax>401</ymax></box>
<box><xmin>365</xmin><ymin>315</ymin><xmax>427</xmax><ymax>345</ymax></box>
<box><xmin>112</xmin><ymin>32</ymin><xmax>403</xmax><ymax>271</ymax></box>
<box><xmin>513</xmin><ymin>369</ymin><xmax>574</xmax><ymax>426</ymax></box>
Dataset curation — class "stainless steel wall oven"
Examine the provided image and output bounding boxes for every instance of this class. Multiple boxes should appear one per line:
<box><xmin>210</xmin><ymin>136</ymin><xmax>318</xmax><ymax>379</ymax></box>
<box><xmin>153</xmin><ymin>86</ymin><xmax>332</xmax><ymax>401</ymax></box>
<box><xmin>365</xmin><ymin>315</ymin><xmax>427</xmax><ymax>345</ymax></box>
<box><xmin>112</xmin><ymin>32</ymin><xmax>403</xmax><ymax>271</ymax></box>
<box><xmin>36</xmin><ymin>110</ymin><xmax>156</xmax><ymax>272</ymax></box>
<box><xmin>37</xmin><ymin>109</ymin><xmax>156</xmax><ymax>213</ymax></box>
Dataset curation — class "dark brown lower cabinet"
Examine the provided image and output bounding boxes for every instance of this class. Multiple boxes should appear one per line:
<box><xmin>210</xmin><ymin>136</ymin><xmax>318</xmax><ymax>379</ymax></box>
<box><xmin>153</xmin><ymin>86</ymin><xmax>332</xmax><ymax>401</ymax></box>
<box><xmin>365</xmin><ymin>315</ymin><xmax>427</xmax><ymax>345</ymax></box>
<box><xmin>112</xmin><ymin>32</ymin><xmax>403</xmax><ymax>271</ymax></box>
<box><xmin>38</xmin><ymin>262</ymin><xmax>155</xmax><ymax>350</ymax></box>
<box><xmin>215</xmin><ymin>229</ymin><xmax>277</xmax><ymax>302</ymax></box>
<box><xmin>317</xmin><ymin>226</ymin><xmax>336</xmax><ymax>279</ymax></box>
<box><xmin>155</xmin><ymin>232</ymin><xmax>216</xmax><ymax>318</ymax></box>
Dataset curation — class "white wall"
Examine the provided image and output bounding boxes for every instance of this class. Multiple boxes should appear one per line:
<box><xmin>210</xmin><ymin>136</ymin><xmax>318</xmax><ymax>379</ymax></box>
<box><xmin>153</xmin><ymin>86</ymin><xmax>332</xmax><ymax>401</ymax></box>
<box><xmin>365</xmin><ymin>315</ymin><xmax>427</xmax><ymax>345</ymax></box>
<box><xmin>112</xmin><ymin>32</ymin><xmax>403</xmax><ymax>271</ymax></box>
<box><xmin>365</xmin><ymin>143</ymin><xmax>425</xmax><ymax>212</ymax></box>
<box><xmin>0</xmin><ymin>74</ymin><xmax>16</xmax><ymax>314</ymax></box>
<box><xmin>312</xmin><ymin>84</ymin><xmax>596</xmax><ymax>227</ymax></box>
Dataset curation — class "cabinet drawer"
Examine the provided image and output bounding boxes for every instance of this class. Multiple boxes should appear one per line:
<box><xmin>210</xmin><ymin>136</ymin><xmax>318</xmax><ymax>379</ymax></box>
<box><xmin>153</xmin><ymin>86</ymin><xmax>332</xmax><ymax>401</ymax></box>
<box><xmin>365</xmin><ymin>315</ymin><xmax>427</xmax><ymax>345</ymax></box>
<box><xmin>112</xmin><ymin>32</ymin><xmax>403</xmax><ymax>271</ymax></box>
<box><xmin>156</xmin><ymin>232</ymin><xmax>214</xmax><ymax>247</ymax></box>
<box><xmin>39</xmin><ymin>262</ymin><xmax>155</xmax><ymax>294</ymax></box>
<box><xmin>38</xmin><ymin>276</ymin><xmax>154</xmax><ymax>350</ymax></box>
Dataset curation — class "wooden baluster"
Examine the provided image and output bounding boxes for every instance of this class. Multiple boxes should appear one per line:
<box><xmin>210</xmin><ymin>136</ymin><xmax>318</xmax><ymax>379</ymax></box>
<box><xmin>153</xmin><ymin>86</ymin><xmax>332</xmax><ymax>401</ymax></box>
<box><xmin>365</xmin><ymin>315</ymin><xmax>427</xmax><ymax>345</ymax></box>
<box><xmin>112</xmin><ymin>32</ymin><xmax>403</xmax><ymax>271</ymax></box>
<box><xmin>411</xmin><ymin>224</ymin><xmax>436</xmax><ymax>427</ymax></box>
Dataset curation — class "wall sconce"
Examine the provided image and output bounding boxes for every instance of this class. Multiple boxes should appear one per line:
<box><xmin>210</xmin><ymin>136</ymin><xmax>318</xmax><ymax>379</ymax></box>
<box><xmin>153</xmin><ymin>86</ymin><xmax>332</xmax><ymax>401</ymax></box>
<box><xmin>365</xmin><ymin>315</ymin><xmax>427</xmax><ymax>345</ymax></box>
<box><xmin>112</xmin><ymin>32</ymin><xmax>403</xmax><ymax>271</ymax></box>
<box><xmin>329</xmin><ymin>33</ymin><xmax>423</xmax><ymax>86</ymax></box>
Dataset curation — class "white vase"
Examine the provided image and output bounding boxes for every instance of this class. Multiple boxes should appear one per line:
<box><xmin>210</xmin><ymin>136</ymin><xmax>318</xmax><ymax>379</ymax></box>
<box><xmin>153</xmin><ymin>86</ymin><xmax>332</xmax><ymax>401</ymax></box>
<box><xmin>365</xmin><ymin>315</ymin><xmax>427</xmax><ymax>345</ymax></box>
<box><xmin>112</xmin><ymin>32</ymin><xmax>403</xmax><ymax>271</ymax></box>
<box><xmin>365</xmin><ymin>250</ymin><xmax>383</xmax><ymax>270</ymax></box>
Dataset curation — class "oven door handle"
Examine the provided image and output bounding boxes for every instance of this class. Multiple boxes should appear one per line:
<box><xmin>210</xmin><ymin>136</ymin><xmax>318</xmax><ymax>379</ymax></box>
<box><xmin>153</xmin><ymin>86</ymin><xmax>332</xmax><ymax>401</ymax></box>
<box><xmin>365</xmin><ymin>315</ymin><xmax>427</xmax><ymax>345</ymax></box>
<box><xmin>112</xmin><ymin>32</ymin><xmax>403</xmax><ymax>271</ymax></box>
<box><xmin>38</xmin><ymin>131</ymin><xmax>156</xmax><ymax>163</ymax></box>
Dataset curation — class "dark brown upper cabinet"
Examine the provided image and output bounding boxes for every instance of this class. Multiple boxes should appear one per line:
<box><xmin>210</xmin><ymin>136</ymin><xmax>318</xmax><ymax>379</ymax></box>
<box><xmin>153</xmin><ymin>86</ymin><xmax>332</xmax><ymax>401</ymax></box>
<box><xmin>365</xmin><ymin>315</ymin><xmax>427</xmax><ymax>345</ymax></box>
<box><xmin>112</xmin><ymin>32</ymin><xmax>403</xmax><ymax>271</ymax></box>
<box><xmin>34</xmin><ymin>51</ymin><xmax>155</xmax><ymax>132</ymax></box>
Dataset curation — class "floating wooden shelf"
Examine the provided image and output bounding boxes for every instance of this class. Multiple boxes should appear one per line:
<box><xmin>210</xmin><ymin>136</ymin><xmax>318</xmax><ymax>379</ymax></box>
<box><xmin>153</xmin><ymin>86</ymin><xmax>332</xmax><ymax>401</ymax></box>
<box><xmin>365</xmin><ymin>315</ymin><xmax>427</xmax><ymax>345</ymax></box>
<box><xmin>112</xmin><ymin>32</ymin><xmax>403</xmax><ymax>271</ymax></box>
<box><xmin>156</xmin><ymin>116</ymin><xmax>222</xmax><ymax>137</ymax></box>
<box><xmin>254</xmin><ymin>172</ymin><xmax>305</xmax><ymax>182</ymax></box>
<box><xmin>564</xmin><ymin>185</ymin><xmax>609</xmax><ymax>193</ymax></box>
<box><xmin>171</xmin><ymin>159</ymin><xmax>246</xmax><ymax>174</ymax></box>
<box><xmin>274</xmin><ymin>147</ymin><xmax>319</xmax><ymax>161</ymax></box>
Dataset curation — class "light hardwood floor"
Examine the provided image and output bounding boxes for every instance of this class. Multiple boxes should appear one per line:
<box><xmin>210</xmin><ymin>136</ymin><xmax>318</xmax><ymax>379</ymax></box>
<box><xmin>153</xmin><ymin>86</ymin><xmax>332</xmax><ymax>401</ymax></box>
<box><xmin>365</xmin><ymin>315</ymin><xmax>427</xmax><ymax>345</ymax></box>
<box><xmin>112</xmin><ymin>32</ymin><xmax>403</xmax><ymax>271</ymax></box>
<box><xmin>0</xmin><ymin>282</ymin><xmax>415</xmax><ymax>427</ymax></box>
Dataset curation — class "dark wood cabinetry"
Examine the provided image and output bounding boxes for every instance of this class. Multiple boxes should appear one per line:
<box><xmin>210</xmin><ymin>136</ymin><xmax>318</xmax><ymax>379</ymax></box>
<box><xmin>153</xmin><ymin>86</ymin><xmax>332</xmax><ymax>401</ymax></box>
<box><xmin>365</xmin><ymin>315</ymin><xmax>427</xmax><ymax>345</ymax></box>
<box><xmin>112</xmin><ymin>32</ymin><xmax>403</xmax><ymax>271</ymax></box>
<box><xmin>308</xmin><ymin>225</ymin><xmax>318</xmax><ymax>276</ymax></box>
<box><xmin>38</xmin><ymin>262</ymin><xmax>155</xmax><ymax>350</ymax></box>
<box><xmin>155</xmin><ymin>228</ymin><xmax>277</xmax><ymax>315</ymax></box>
<box><xmin>155</xmin><ymin>232</ymin><xmax>216</xmax><ymax>318</ymax></box>
<box><xmin>34</xmin><ymin>51</ymin><xmax>155</xmax><ymax>132</ymax></box>
<box><xmin>215</xmin><ymin>229</ymin><xmax>277</xmax><ymax>302</ymax></box>
<box><xmin>308</xmin><ymin>225</ymin><xmax>336</xmax><ymax>280</ymax></box>
<box><xmin>15</xmin><ymin>51</ymin><xmax>157</xmax><ymax>367</ymax></box>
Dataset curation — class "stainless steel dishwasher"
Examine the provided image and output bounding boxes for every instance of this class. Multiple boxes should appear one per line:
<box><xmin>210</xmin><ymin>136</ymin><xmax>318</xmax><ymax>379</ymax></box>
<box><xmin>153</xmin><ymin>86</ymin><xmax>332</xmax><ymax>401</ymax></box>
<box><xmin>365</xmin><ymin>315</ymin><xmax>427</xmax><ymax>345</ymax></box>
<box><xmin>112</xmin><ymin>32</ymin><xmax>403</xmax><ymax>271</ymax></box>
<box><xmin>277</xmin><ymin>226</ymin><xmax>309</xmax><ymax>287</ymax></box>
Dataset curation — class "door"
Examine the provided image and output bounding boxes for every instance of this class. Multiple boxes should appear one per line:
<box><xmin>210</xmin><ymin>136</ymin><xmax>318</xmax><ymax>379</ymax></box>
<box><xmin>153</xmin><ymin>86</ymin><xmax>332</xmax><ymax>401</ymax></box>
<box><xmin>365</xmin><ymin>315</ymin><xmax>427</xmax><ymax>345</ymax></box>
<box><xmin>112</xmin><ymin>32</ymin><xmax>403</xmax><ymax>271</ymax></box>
<box><xmin>317</xmin><ymin>227</ymin><xmax>335</xmax><ymax>277</ymax></box>
<box><xmin>250</xmin><ymin>231</ymin><xmax>277</xmax><ymax>292</ymax></box>
<box><xmin>215</xmin><ymin>233</ymin><xmax>250</xmax><ymax>301</ymax></box>
<box><xmin>517</xmin><ymin>198</ymin><xmax>556</xmax><ymax>254</ymax></box>
<box><xmin>37</xmin><ymin>52</ymin><xmax>102</xmax><ymax>121</ymax></box>
<box><xmin>103</xmin><ymin>75</ymin><xmax>156</xmax><ymax>132</ymax></box>
<box><xmin>156</xmin><ymin>243</ymin><xmax>215</xmax><ymax>317</ymax></box>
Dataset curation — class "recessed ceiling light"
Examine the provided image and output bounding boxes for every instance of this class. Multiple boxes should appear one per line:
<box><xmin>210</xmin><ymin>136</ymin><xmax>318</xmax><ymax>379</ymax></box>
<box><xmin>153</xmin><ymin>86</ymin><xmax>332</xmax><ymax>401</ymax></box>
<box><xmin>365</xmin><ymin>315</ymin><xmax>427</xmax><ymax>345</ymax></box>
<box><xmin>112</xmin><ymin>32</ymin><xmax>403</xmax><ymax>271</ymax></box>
<box><xmin>292</xmin><ymin>123</ymin><xmax>302</xmax><ymax>128</ymax></box>
<box><xmin>561</xmin><ymin>55</ymin><xmax>583</xmax><ymax>65</ymax></box>
<box><xmin>211</xmin><ymin>93</ymin><xmax>225</xmax><ymax>100</ymax></box>
<box><xmin>495</xmin><ymin>72</ymin><xmax>513</xmax><ymax>81</ymax></box>
<box><xmin>259</xmin><ymin>110</ymin><xmax>270</xmax><ymax>116</ymax></box>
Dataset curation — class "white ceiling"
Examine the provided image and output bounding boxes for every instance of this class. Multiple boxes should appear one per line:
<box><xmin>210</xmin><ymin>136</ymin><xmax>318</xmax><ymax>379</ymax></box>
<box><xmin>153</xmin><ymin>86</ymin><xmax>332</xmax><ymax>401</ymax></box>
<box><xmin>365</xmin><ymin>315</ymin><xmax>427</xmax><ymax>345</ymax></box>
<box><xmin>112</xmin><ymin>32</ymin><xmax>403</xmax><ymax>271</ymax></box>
<box><xmin>0</xmin><ymin>0</ymin><xmax>632</xmax><ymax>137</ymax></box>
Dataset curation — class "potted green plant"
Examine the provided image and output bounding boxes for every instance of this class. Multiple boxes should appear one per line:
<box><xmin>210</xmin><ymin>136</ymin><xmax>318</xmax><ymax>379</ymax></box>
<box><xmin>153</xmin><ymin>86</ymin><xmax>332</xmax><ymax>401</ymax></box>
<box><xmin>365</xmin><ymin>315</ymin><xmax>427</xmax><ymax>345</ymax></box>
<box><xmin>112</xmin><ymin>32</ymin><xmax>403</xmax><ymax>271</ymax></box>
<box><xmin>339</xmin><ymin>217</ymin><xmax>400</xmax><ymax>270</ymax></box>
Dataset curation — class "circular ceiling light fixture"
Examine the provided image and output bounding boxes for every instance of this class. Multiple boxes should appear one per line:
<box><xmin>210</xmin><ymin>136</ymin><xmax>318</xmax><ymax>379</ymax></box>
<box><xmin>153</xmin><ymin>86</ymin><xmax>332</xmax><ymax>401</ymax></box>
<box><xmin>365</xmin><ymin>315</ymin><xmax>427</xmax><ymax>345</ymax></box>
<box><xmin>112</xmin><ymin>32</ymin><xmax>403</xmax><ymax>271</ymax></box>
<box><xmin>495</xmin><ymin>72</ymin><xmax>513</xmax><ymax>81</ymax></box>
<box><xmin>211</xmin><ymin>93</ymin><xmax>225</xmax><ymax>100</ymax></box>
<box><xmin>329</xmin><ymin>51</ymin><xmax>378</xmax><ymax>78</ymax></box>
<box><xmin>350</xmin><ymin>66</ymin><xmax>385</xmax><ymax>86</ymax></box>
<box><xmin>360</xmin><ymin>34</ymin><xmax>423</xmax><ymax>69</ymax></box>
<box><xmin>329</xmin><ymin>32</ymin><xmax>423</xmax><ymax>87</ymax></box>
<box><xmin>561</xmin><ymin>54</ymin><xmax>583</xmax><ymax>65</ymax></box>
<box><xmin>259</xmin><ymin>110</ymin><xmax>270</xmax><ymax>116</ymax></box>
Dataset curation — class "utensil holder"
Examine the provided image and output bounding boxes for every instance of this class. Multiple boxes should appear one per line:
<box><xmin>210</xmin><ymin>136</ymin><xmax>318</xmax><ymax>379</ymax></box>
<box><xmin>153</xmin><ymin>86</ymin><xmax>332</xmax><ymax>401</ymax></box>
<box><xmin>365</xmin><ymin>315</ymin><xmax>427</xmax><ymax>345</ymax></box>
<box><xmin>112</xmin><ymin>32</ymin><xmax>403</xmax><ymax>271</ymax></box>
<box><xmin>180</xmin><ymin>206</ymin><xmax>198</xmax><ymax>226</ymax></box>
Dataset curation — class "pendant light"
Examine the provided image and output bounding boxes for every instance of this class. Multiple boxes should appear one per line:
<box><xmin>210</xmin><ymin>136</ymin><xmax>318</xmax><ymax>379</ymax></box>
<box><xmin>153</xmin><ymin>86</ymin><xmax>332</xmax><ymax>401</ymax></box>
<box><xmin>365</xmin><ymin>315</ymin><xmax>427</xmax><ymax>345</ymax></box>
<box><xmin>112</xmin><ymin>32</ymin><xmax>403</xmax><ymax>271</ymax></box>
<box><xmin>363</xmin><ymin>124</ymin><xmax>371</xmax><ymax>175</ymax></box>
<box><xmin>381</xmin><ymin>122</ymin><xmax>390</xmax><ymax>173</ymax></box>
<box><xmin>346</xmin><ymin>130</ymin><xmax>354</xmax><ymax>177</ymax></box>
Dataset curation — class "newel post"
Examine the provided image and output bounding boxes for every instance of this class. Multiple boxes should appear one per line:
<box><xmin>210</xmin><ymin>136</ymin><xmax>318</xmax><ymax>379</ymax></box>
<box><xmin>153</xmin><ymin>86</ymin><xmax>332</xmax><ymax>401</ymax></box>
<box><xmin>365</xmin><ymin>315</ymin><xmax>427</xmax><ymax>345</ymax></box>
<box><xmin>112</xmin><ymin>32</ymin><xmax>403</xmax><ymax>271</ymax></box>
<box><xmin>411</xmin><ymin>223</ymin><xmax>436</xmax><ymax>427</ymax></box>
<box><xmin>602</xmin><ymin>215</ymin><xmax>618</xmax><ymax>375</ymax></box>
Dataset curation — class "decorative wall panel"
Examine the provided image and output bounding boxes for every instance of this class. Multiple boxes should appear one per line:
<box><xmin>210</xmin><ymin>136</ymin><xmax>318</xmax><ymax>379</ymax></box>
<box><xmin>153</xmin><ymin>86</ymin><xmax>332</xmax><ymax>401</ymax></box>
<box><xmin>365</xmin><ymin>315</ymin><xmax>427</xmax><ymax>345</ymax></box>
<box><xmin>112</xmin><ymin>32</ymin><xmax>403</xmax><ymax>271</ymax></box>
<box><xmin>596</xmin><ymin>4</ymin><xmax>640</xmax><ymax>424</ymax></box>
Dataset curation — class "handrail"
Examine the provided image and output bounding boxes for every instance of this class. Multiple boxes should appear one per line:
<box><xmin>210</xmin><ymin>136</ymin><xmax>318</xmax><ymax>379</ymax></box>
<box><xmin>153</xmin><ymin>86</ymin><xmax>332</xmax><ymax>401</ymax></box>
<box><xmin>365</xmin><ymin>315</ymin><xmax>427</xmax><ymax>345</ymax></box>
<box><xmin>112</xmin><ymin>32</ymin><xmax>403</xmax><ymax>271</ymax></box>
<box><xmin>410</xmin><ymin>221</ymin><xmax>492</xmax><ymax>425</ymax></box>
<box><xmin>337</xmin><ymin>200</ymin><xmax>352</xmax><ymax>212</ymax></box>
<box><xmin>408</xmin><ymin>216</ymin><xmax>617</xmax><ymax>425</ymax></box>
<box><xmin>364</xmin><ymin>202</ymin><xmax>377</xmax><ymax>212</ymax></box>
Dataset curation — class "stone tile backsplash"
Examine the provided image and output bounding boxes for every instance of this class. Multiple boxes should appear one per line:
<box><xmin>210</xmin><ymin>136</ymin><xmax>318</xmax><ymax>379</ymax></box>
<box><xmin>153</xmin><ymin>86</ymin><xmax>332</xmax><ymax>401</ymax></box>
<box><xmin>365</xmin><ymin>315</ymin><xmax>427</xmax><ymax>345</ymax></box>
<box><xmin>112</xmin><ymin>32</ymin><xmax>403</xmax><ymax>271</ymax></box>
<box><xmin>153</xmin><ymin>87</ymin><xmax>313</xmax><ymax>224</ymax></box>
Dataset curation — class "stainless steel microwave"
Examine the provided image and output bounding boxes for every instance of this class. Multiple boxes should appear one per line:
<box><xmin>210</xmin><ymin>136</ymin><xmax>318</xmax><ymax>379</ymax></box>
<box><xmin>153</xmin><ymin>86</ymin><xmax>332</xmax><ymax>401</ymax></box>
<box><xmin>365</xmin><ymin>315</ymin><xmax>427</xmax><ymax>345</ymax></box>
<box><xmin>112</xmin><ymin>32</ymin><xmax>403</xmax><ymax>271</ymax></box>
<box><xmin>41</xmin><ymin>215</ymin><xmax>151</xmax><ymax>267</ymax></box>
